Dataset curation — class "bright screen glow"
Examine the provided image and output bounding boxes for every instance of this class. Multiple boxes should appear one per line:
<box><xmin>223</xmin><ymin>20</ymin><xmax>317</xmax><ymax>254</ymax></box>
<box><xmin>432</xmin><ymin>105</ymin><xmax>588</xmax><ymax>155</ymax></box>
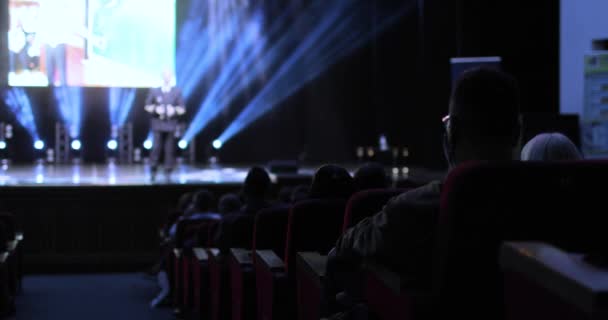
<box><xmin>7</xmin><ymin>0</ymin><xmax>176</xmax><ymax>87</ymax></box>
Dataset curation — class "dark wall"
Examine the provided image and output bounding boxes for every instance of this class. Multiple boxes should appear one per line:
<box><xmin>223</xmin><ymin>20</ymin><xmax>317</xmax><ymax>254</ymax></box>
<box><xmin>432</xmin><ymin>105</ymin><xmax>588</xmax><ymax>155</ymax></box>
<box><xmin>0</xmin><ymin>0</ymin><xmax>559</xmax><ymax>168</ymax></box>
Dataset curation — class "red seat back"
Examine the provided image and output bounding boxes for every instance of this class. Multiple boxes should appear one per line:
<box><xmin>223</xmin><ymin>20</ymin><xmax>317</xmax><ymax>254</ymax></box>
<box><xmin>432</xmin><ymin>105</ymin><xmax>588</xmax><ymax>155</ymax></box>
<box><xmin>284</xmin><ymin>199</ymin><xmax>347</xmax><ymax>274</ymax></box>
<box><xmin>253</xmin><ymin>205</ymin><xmax>290</xmax><ymax>259</ymax></box>
<box><xmin>434</xmin><ymin>161</ymin><xmax>608</xmax><ymax>319</ymax></box>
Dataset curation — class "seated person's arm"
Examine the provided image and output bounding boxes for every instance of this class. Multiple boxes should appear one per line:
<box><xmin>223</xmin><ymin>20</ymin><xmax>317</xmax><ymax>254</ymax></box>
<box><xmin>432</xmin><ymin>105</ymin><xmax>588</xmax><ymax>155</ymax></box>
<box><xmin>335</xmin><ymin>193</ymin><xmax>437</xmax><ymax>269</ymax></box>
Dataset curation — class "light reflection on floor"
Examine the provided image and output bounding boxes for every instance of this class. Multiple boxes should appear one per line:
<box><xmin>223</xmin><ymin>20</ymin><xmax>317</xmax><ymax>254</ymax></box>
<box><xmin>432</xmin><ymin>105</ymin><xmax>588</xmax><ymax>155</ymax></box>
<box><xmin>0</xmin><ymin>164</ymin><xmax>263</xmax><ymax>186</ymax></box>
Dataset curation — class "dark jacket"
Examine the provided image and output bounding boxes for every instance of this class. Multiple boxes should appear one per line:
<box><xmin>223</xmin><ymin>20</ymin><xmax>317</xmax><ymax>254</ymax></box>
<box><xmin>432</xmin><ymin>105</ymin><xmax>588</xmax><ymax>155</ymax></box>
<box><xmin>145</xmin><ymin>87</ymin><xmax>185</xmax><ymax>132</ymax></box>
<box><xmin>335</xmin><ymin>181</ymin><xmax>442</xmax><ymax>280</ymax></box>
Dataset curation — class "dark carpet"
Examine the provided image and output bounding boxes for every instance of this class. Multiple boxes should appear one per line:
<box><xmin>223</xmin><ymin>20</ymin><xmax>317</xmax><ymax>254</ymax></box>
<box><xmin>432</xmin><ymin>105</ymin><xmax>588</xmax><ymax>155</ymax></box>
<box><xmin>14</xmin><ymin>273</ymin><xmax>172</xmax><ymax>320</ymax></box>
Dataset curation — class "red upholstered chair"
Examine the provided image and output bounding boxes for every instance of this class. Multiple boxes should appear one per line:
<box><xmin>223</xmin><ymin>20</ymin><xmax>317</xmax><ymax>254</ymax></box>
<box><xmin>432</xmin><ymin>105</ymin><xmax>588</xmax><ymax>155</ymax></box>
<box><xmin>206</xmin><ymin>214</ymin><xmax>256</xmax><ymax>320</ymax></box>
<box><xmin>432</xmin><ymin>161</ymin><xmax>608</xmax><ymax>320</ymax></box>
<box><xmin>342</xmin><ymin>188</ymin><xmax>407</xmax><ymax>232</ymax></box>
<box><xmin>295</xmin><ymin>188</ymin><xmax>407</xmax><ymax>320</ymax></box>
<box><xmin>180</xmin><ymin>220</ymin><xmax>218</xmax><ymax>315</ymax></box>
<box><xmin>255</xmin><ymin>199</ymin><xmax>347</xmax><ymax>320</ymax></box>
<box><xmin>172</xmin><ymin>218</ymin><xmax>217</xmax><ymax>314</ymax></box>
<box><xmin>229</xmin><ymin>205</ymin><xmax>290</xmax><ymax>320</ymax></box>
<box><xmin>500</xmin><ymin>242</ymin><xmax>608</xmax><ymax>320</ymax></box>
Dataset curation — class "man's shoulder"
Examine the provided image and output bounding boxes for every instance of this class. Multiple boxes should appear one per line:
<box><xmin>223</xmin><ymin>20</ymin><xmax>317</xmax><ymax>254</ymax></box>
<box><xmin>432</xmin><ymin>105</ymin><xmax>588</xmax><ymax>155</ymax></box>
<box><xmin>390</xmin><ymin>180</ymin><xmax>442</xmax><ymax>207</ymax></box>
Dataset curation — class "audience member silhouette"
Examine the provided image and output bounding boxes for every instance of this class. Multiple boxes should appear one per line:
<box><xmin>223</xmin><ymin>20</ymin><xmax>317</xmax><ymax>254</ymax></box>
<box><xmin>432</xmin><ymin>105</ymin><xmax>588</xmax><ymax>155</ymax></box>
<box><xmin>308</xmin><ymin>164</ymin><xmax>355</xmax><ymax>200</ymax></box>
<box><xmin>325</xmin><ymin>67</ymin><xmax>522</xmax><ymax>318</ymax></box>
<box><xmin>521</xmin><ymin>132</ymin><xmax>582</xmax><ymax>161</ymax></box>
<box><xmin>353</xmin><ymin>162</ymin><xmax>390</xmax><ymax>191</ymax></box>
<box><xmin>169</xmin><ymin>189</ymin><xmax>220</xmax><ymax>239</ymax></box>
<box><xmin>214</xmin><ymin>166</ymin><xmax>272</xmax><ymax>252</ymax></box>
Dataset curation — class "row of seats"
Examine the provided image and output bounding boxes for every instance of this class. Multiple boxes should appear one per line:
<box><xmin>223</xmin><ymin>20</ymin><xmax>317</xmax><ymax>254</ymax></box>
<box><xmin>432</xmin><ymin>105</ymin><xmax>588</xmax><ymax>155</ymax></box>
<box><xmin>0</xmin><ymin>212</ymin><xmax>24</xmax><ymax>318</ymax></box>
<box><xmin>300</xmin><ymin>161</ymin><xmax>608</xmax><ymax>320</ymax></box>
<box><xmin>165</xmin><ymin>183</ymin><xmax>405</xmax><ymax>319</ymax></box>
<box><xmin>168</xmin><ymin>161</ymin><xmax>608</xmax><ymax>320</ymax></box>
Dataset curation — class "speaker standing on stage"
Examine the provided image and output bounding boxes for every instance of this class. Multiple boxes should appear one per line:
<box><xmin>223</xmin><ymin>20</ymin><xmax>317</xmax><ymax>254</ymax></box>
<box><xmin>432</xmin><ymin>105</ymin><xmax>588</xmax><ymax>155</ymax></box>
<box><xmin>145</xmin><ymin>71</ymin><xmax>185</xmax><ymax>182</ymax></box>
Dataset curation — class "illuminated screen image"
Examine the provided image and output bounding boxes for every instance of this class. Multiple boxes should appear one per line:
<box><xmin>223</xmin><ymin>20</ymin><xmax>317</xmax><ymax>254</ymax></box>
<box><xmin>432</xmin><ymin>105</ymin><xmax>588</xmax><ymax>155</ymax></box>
<box><xmin>7</xmin><ymin>0</ymin><xmax>176</xmax><ymax>87</ymax></box>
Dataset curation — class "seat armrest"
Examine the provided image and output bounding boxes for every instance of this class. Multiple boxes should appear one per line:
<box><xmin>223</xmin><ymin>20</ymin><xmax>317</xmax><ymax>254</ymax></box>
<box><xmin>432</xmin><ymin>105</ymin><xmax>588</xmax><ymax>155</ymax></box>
<box><xmin>231</xmin><ymin>248</ymin><xmax>252</xmax><ymax>266</ymax></box>
<box><xmin>500</xmin><ymin>241</ymin><xmax>608</xmax><ymax>315</ymax></box>
<box><xmin>255</xmin><ymin>250</ymin><xmax>285</xmax><ymax>272</ymax></box>
<box><xmin>207</xmin><ymin>248</ymin><xmax>221</xmax><ymax>258</ymax></box>
<box><xmin>193</xmin><ymin>247</ymin><xmax>209</xmax><ymax>262</ymax></box>
<box><xmin>297</xmin><ymin>252</ymin><xmax>327</xmax><ymax>286</ymax></box>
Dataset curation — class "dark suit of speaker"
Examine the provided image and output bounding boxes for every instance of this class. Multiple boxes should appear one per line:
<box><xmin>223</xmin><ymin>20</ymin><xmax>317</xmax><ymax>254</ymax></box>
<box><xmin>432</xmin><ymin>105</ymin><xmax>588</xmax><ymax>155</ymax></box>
<box><xmin>145</xmin><ymin>86</ymin><xmax>185</xmax><ymax>180</ymax></box>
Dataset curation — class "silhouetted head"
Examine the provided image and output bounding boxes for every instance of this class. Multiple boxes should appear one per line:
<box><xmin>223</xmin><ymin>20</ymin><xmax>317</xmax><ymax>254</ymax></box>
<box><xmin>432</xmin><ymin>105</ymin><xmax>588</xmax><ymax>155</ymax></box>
<box><xmin>521</xmin><ymin>132</ymin><xmax>582</xmax><ymax>161</ymax></box>
<box><xmin>242</xmin><ymin>166</ymin><xmax>271</xmax><ymax>200</ymax></box>
<box><xmin>218</xmin><ymin>193</ymin><xmax>242</xmax><ymax>214</ymax></box>
<box><xmin>444</xmin><ymin>67</ymin><xmax>521</xmax><ymax>168</ymax></box>
<box><xmin>353</xmin><ymin>162</ymin><xmax>390</xmax><ymax>191</ymax></box>
<box><xmin>161</xmin><ymin>69</ymin><xmax>174</xmax><ymax>87</ymax></box>
<box><xmin>309</xmin><ymin>164</ymin><xmax>354</xmax><ymax>199</ymax></box>
<box><xmin>191</xmin><ymin>189</ymin><xmax>214</xmax><ymax>213</ymax></box>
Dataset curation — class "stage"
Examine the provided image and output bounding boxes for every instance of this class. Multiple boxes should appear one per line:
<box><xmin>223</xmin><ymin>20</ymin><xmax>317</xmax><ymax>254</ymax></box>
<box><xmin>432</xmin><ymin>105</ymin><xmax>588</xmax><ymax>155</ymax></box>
<box><xmin>0</xmin><ymin>163</ymin><xmax>318</xmax><ymax>187</ymax></box>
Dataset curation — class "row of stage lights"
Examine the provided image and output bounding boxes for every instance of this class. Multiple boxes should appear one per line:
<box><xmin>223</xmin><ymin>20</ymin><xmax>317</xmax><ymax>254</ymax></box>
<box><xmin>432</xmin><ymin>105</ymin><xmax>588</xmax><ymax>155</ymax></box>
<box><xmin>28</xmin><ymin>138</ymin><xmax>195</xmax><ymax>152</ymax></box>
<box><xmin>1</xmin><ymin>137</ymin><xmax>223</xmax><ymax>155</ymax></box>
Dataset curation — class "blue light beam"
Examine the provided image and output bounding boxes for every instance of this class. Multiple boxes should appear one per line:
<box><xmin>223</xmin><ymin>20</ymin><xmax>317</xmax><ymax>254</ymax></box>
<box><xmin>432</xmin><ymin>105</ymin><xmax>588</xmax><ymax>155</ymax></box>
<box><xmin>217</xmin><ymin>3</ymin><xmax>414</xmax><ymax>143</ymax></box>
<box><xmin>53</xmin><ymin>86</ymin><xmax>82</xmax><ymax>138</ymax></box>
<box><xmin>3</xmin><ymin>88</ymin><xmax>40</xmax><ymax>141</ymax></box>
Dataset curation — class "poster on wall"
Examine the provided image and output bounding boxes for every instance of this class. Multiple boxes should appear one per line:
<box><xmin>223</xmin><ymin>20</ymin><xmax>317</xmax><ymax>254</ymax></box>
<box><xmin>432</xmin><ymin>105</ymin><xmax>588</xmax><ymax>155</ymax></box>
<box><xmin>582</xmin><ymin>53</ymin><xmax>608</xmax><ymax>157</ymax></box>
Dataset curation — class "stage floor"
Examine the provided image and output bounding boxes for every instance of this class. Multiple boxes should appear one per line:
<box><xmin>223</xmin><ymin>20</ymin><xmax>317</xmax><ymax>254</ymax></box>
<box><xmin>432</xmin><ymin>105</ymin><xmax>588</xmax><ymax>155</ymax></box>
<box><xmin>0</xmin><ymin>163</ymin><xmax>317</xmax><ymax>187</ymax></box>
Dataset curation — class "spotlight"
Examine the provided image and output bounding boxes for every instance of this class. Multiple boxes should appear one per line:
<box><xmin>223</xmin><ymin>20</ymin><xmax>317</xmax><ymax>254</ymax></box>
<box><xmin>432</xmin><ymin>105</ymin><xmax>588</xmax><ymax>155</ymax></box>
<box><xmin>71</xmin><ymin>139</ymin><xmax>81</xmax><ymax>151</ymax></box>
<box><xmin>143</xmin><ymin>139</ymin><xmax>153</xmax><ymax>150</ymax></box>
<box><xmin>212</xmin><ymin>139</ymin><xmax>223</xmax><ymax>150</ymax></box>
<box><xmin>178</xmin><ymin>140</ymin><xmax>188</xmax><ymax>150</ymax></box>
<box><xmin>34</xmin><ymin>140</ymin><xmax>45</xmax><ymax>150</ymax></box>
<box><xmin>107</xmin><ymin>139</ymin><xmax>118</xmax><ymax>150</ymax></box>
<box><xmin>0</xmin><ymin>141</ymin><xmax>6</xmax><ymax>150</ymax></box>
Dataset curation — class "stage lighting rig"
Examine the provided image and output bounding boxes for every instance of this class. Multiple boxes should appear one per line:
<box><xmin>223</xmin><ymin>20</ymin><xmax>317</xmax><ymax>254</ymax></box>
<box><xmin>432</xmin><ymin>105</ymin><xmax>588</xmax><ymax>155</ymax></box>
<box><xmin>34</xmin><ymin>140</ymin><xmax>45</xmax><ymax>150</ymax></box>
<box><xmin>71</xmin><ymin>140</ymin><xmax>81</xmax><ymax>151</ymax></box>
<box><xmin>178</xmin><ymin>140</ymin><xmax>188</xmax><ymax>150</ymax></box>
<box><xmin>143</xmin><ymin>139</ymin><xmax>153</xmax><ymax>150</ymax></box>
<box><xmin>107</xmin><ymin>139</ymin><xmax>118</xmax><ymax>150</ymax></box>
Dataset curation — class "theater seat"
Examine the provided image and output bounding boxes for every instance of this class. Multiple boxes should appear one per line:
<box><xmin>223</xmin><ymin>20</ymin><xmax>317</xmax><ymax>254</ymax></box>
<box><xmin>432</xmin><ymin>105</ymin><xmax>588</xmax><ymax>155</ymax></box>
<box><xmin>500</xmin><ymin>242</ymin><xmax>608</xmax><ymax>320</ymax></box>
<box><xmin>205</xmin><ymin>214</ymin><xmax>256</xmax><ymax>320</ymax></box>
<box><xmin>255</xmin><ymin>199</ymin><xmax>346</xmax><ymax>320</ymax></box>
<box><xmin>296</xmin><ymin>188</ymin><xmax>407</xmax><ymax>320</ymax></box>
<box><xmin>230</xmin><ymin>205</ymin><xmax>290</xmax><ymax>320</ymax></box>
<box><xmin>433</xmin><ymin>161</ymin><xmax>608</xmax><ymax>319</ymax></box>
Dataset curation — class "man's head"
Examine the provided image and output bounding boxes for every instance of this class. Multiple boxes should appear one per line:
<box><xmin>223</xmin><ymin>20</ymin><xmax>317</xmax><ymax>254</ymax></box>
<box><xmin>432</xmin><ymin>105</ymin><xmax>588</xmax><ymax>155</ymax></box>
<box><xmin>309</xmin><ymin>164</ymin><xmax>354</xmax><ymax>199</ymax></box>
<box><xmin>161</xmin><ymin>70</ymin><xmax>174</xmax><ymax>87</ymax></box>
<box><xmin>242</xmin><ymin>166</ymin><xmax>271</xmax><ymax>200</ymax></box>
<box><xmin>191</xmin><ymin>189</ymin><xmax>214</xmax><ymax>213</ymax></box>
<box><xmin>444</xmin><ymin>67</ymin><xmax>521</xmax><ymax>167</ymax></box>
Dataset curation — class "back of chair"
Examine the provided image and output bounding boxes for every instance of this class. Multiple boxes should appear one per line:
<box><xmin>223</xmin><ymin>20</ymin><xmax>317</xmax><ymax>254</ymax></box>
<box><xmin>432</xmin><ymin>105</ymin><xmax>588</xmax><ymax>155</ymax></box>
<box><xmin>253</xmin><ymin>205</ymin><xmax>290</xmax><ymax>259</ymax></box>
<box><xmin>343</xmin><ymin>189</ymin><xmax>407</xmax><ymax>232</ymax></box>
<box><xmin>434</xmin><ymin>161</ymin><xmax>608</xmax><ymax>319</ymax></box>
<box><xmin>284</xmin><ymin>199</ymin><xmax>347</xmax><ymax>274</ymax></box>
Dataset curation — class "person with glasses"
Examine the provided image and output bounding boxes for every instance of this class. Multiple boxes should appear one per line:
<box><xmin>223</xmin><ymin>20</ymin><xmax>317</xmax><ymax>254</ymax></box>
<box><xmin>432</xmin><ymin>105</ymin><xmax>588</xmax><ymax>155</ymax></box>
<box><xmin>323</xmin><ymin>67</ymin><xmax>522</xmax><ymax>318</ymax></box>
